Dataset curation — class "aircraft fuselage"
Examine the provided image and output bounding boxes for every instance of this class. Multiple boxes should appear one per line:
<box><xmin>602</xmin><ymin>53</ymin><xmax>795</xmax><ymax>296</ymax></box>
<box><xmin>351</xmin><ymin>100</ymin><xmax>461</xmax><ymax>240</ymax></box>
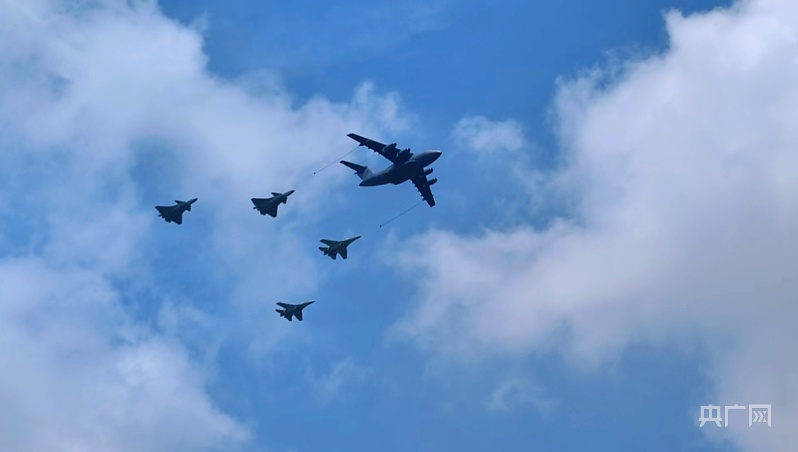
<box><xmin>360</xmin><ymin>150</ymin><xmax>441</xmax><ymax>186</ymax></box>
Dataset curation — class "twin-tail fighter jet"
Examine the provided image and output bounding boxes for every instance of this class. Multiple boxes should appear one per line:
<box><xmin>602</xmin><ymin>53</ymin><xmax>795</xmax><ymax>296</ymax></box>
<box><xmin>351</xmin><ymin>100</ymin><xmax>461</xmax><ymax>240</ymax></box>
<box><xmin>155</xmin><ymin>198</ymin><xmax>197</xmax><ymax>225</ymax></box>
<box><xmin>252</xmin><ymin>190</ymin><xmax>295</xmax><ymax>217</ymax></box>
<box><xmin>318</xmin><ymin>235</ymin><xmax>361</xmax><ymax>260</ymax></box>
<box><xmin>275</xmin><ymin>300</ymin><xmax>315</xmax><ymax>321</ymax></box>
<box><xmin>340</xmin><ymin>133</ymin><xmax>441</xmax><ymax>207</ymax></box>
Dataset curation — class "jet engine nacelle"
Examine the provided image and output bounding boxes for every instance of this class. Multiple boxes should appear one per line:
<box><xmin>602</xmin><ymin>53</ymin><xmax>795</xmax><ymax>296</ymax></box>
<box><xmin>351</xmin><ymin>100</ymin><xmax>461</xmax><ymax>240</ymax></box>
<box><xmin>383</xmin><ymin>143</ymin><xmax>397</xmax><ymax>153</ymax></box>
<box><xmin>397</xmin><ymin>149</ymin><xmax>412</xmax><ymax>161</ymax></box>
<box><xmin>423</xmin><ymin>168</ymin><xmax>433</xmax><ymax>176</ymax></box>
<box><xmin>428</xmin><ymin>178</ymin><xmax>438</xmax><ymax>186</ymax></box>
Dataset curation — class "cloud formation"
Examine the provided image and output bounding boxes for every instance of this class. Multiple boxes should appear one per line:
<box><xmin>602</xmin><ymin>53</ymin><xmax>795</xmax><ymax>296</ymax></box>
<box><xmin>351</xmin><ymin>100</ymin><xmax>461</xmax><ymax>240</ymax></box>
<box><xmin>486</xmin><ymin>377</ymin><xmax>557</xmax><ymax>415</ymax></box>
<box><xmin>451</xmin><ymin>115</ymin><xmax>526</xmax><ymax>153</ymax></box>
<box><xmin>0</xmin><ymin>257</ymin><xmax>249</xmax><ymax>452</ymax></box>
<box><xmin>306</xmin><ymin>358</ymin><xmax>373</xmax><ymax>406</ymax></box>
<box><xmin>393</xmin><ymin>1</ymin><xmax>798</xmax><ymax>450</ymax></box>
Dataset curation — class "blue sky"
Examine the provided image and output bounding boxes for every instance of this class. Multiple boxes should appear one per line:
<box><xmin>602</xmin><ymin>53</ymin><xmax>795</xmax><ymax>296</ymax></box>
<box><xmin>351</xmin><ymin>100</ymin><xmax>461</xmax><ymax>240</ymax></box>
<box><xmin>3</xmin><ymin>0</ymin><xmax>796</xmax><ymax>451</ymax></box>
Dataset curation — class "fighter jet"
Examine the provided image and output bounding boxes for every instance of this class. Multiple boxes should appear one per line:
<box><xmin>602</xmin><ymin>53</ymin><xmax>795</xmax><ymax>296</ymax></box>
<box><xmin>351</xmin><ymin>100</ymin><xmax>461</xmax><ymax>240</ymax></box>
<box><xmin>340</xmin><ymin>133</ymin><xmax>441</xmax><ymax>207</ymax></box>
<box><xmin>318</xmin><ymin>235</ymin><xmax>361</xmax><ymax>260</ymax></box>
<box><xmin>251</xmin><ymin>190</ymin><xmax>295</xmax><ymax>217</ymax></box>
<box><xmin>155</xmin><ymin>198</ymin><xmax>197</xmax><ymax>225</ymax></box>
<box><xmin>275</xmin><ymin>300</ymin><xmax>315</xmax><ymax>321</ymax></box>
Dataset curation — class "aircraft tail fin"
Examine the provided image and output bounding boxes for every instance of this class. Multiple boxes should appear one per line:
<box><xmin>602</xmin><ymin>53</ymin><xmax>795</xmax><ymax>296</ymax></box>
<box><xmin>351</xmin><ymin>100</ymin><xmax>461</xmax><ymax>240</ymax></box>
<box><xmin>340</xmin><ymin>160</ymin><xmax>373</xmax><ymax>180</ymax></box>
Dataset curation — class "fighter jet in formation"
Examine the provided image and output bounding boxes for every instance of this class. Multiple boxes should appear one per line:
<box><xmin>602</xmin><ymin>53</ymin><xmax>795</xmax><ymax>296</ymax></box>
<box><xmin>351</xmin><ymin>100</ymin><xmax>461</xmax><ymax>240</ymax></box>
<box><xmin>252</xmin><ymin>190</ymin><xmax>295</xmax><ymax>217</ymax></box>
<box><xmin>340</xmin><ymin>133</ymin><xmax>441</xmax><ymax>207</ymax></box>
<box><xmin>155</xmin><ymin>198</ymin><xmax>197</xmax><ymax>225</ymax></box>
<box><xmin>318</xmin><ymin>235</ymin><xmax>361</xmax><ymax>260</ymax></box>
<box><xmin>275</xmin><ymin>300</ymin><xmax>315</xmax><ymax>321</ymax></box>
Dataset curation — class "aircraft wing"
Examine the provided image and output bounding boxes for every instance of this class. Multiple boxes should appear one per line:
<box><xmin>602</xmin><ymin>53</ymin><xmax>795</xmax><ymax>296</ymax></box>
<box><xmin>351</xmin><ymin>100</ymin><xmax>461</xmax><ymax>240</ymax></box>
<box><xmin>347</xmin><ymin>133</ymin><xmax>400</xmax><ymax>163</ymax></box>
<box><xmin>340</xmin><ymin>247</ymin><xmax>348</xmax><ymax>259</ymax></box>
<box><xmin>411</xmin><ymin>175</ymin><xmax>436</xmax><ymax>207</ymax></box>
<box><xmin>252</xmin><ymin>199</ymin><xmax>278</xmax><ymax>217</ymax></box>
<box><xmin>320</xmin><ymin>239</ymin><xmax>337</xmax><ymax>246</ymax></box>
<box><xmin>172</xmin><ymin>214</ymin><xmax>183</xmax><ymax>225</ymax></box>
<box><xmin>276</xmin><ymin>302</ymin><xmax>292</xmax><ymax>309</ymax></box>
<box><xmin>295</xmin><ymin>310</ymin><xmax>303</xmax><ymax>321</ymax></box>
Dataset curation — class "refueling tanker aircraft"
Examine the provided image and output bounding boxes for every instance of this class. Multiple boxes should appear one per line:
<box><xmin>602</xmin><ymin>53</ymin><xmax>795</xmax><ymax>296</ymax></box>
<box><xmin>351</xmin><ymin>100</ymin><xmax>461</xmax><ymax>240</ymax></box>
<box><xmin>340</xmin><ymin>133</ymin><xmax>441</xmax><ymax>207</ymax></box>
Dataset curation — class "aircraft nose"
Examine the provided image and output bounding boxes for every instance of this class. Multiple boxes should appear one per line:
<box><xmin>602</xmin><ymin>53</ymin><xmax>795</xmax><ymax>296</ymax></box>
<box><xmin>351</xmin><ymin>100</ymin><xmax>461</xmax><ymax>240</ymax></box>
<box><xmin>189</xmin><ymin>198</ymin><xmax>198</xmax><ymax>204</ymax></box>
<box><xmin>286</xmin><ymin>190</ymin><xmax>295</xmax><ymax>196</ymax></box>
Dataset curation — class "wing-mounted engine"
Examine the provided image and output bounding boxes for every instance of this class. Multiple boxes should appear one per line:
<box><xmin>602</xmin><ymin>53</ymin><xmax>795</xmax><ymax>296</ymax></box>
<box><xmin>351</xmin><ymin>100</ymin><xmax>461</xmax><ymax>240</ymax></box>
<box><xmin>428</xmin><ymin>178</ymin><xmax>438</xmax><ymax>186</ymax></box>
<box><xmin>423</xmin><ymin>168</ymin><xmax>433</xmax><ymax>176</ymax></box>
<box><xmin>383</xmin><ymin>143</ymin><xmax>397</xmax><ymax>153</ymax></box>
<box><xmin>396</xmin><ymin>148</ymin><xmax>412</xmax><ymax>163</ymax></box>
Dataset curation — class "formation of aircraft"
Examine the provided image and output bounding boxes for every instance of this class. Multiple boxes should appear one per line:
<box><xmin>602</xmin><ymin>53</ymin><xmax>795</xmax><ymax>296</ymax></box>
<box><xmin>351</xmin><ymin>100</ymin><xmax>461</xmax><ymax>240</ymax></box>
<box><xmin>155</xmin><ymin>198</ymin><xmax>197</xmax><ymax>224</ymax></box>
<box><xmin>275</xmin><ymin>300</ymin><xmax>315</xmax><ymax>321</ymax></box>
<box><xmin>318</xmin><ymin>235</ymin><xmax>361</xmax><ymax>260</ymax></box>
<box><xmin>252</xmin><ymin>190</ymin><xmax>295</xmax><ymax>217</ymax></box>
<box><xmin>154</xmin><ymin>133</ymin><xmax>442</xmax><ymax>322</ymax></box>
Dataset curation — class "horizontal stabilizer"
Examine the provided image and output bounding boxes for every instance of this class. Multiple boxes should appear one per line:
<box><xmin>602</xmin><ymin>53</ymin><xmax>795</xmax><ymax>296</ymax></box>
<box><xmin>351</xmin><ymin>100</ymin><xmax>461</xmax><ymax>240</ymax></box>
<box><xmin>340</xmin><ymin>160</ymin><xmax>373</xmax><ymax>180</ymax></box>
<box><xmin>340</xmin><ymin>160</ymin><xmax>366</xmax><ymax>172</ymax></box>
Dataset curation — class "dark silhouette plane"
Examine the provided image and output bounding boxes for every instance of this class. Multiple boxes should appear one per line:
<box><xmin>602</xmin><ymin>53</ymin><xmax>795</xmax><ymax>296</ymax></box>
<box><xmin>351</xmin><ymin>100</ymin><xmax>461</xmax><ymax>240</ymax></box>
<box><xmin>341</xmin><ymin>133</ymin><xmax>441</xmax><ymax>206</ymax></box>
<box><xmin>155</xmin><ymin>198</ymin><xmax>197</xmax><ymax>225</ymax></box>
<box><xmin>252</xmin><ymin>190</ymin><xmax>295</xmax><ymax>217</ymax></box>
<box><xmin>318</xmin><ymin>235</ymin><xmax>361</xmax><ymax>260</ymax></box>
<box><xmin>275</xmin><ymin>300</ymin><xmax>315</xmax><ymax>321</ymax></box>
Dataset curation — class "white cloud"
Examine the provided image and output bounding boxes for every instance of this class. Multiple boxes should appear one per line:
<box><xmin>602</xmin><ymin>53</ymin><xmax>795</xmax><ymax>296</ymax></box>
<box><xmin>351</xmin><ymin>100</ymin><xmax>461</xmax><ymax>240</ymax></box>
<box><xmin>392</xmin><ymin>1</ymin><xmax>798</xmax><ymax>450</ymax></box>
<box><xmin>451</xmin><ymin>115</ymin><xmax>526</xmax><ymax>153</ymax></box>
<box><xmin>306</xmin><ymin>358</ymin><xmax>372</xmax><ymax>406</ymax></box>
<box><xmin>0</xmin><ymin>0</ymin><xmax>415</xmax><ymax>449</ymax></box>
<box><xmin>486</xmin><ymin>377</ymin><xmax>557</xmax><ymax>415</ymax></box>
<box><xmin>0</xmin><ymin>257</ymin><xmax>249</xmax><ymax>452</ymax></box>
